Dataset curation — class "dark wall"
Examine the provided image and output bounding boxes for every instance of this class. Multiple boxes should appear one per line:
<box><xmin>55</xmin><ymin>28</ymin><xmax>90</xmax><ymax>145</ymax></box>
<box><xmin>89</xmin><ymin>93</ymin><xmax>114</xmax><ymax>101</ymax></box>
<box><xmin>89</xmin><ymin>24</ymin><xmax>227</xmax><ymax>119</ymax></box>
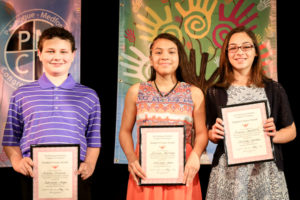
<box><xmin>276</xmin><ymin>2</ymin><xmax>300</xmax><ymax>200</ymax></box>
<box><xmin>1</xmin><ymin>1</ymin><xmax>299</xmax><ymax>200</ymax></box>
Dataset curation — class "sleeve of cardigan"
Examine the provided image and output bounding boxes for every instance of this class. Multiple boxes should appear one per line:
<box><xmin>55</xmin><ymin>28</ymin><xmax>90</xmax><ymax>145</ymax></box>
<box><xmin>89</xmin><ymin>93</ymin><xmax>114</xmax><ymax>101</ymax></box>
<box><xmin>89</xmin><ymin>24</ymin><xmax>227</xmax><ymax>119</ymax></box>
<box><xmin>273</xmin><ymin>82</ymin><xmax>294</xmax><ymax>129</ymax></box>
<box><xmin>206</xmin><ymin>88</ymin><xmax>218</xmax><ymax>130</ymax></box>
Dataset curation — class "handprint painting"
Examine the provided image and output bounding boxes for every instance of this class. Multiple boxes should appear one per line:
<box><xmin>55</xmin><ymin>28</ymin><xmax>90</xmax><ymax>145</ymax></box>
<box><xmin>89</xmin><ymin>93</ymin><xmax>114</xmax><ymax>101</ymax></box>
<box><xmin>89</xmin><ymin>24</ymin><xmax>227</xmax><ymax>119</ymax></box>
<box><xmin>114</xmin><ymin>0</ymin><xmax>277</xmax><ymax>164</ymax></box>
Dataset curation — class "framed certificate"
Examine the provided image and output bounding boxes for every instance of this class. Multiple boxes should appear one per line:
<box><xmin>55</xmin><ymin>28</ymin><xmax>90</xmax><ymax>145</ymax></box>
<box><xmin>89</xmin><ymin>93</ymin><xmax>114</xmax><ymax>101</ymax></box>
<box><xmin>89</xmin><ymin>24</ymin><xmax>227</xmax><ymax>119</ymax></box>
<box><xmin>139</xmin><ymin>125</ymin><xmax>186</xmax><ymax>185</ymax></box>
<box><xmin>221</xmin><ymin>101</ymin><xmax>274</xmax><ymax>166</ymax></box>
<box><xmin>31</xmin><ymin>144</ymin><xmax>79</xmax><ymax>200</ymax></box>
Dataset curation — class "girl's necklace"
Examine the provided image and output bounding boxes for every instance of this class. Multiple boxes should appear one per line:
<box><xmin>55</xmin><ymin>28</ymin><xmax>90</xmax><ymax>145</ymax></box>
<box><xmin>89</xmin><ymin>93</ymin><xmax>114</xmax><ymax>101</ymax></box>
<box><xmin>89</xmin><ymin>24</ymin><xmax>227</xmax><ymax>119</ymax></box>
<box><xmin>154</xmin><ymin>80</ymin><xmax>178</xmax><ymax>97</ymax></box>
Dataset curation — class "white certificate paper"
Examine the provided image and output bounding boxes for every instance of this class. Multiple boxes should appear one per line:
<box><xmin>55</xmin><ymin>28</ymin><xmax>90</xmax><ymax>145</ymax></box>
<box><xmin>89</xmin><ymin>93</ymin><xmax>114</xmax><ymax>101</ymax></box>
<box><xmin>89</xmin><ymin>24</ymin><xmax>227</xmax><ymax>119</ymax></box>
<box><xmin>221</xmin><ymin>101</ymin><xmax>274</xmax><ymax>166</ymax></box>
<box><xmin>31</xmin><ymin>145</ymin><xmax>79</xmax><ymax>200</ymax></box>
<box><xmin>139</xmin><ymin>125</ymin><xmax>185</xmax><ymax>185</ymax></box>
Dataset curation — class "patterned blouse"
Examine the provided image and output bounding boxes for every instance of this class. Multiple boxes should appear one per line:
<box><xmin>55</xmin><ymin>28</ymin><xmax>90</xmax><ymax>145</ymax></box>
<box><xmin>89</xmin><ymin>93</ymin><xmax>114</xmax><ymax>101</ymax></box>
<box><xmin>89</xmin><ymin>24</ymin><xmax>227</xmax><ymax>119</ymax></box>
<box><xmin>136</xmin><ymin>81</ymin><xmax>194</xmax><ymax>145</ymax></box>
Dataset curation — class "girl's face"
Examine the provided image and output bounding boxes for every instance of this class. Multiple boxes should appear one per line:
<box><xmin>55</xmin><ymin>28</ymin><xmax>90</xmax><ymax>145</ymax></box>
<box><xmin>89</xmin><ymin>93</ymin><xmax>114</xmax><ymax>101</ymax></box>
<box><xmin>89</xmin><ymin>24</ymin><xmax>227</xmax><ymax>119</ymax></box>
<box><xmin>38</xmin><ymin>37</ymin><xmax>75</xmax><ymax>78</ymax></box>
<box><xmin>227</xmin><ymin>32</ymin><xmax>257</xmax><ymax>74</ymax></box>
<box><xmin>150</xmin><ymin>38</ymin><xmax>179</xmax><ymax>78</ymax></box>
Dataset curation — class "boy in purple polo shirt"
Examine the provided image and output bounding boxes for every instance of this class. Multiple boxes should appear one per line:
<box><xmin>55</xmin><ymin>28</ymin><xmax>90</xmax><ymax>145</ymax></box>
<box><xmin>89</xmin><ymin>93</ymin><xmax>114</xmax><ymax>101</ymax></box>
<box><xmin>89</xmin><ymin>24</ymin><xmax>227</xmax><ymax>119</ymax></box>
<box><xmin>2</xmin><ymin>27</ymin><xmax>101</xmax><ymax>200</ymax></box>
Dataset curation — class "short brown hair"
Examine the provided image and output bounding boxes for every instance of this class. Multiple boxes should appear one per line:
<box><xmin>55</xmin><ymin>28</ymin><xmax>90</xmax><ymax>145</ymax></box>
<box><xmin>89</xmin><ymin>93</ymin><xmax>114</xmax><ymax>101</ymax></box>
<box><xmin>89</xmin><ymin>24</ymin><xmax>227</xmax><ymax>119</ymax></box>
<box><xmin>38</xmin><ymin>26</ymin><xmax>76</xmax><ymax>52</ymax></box>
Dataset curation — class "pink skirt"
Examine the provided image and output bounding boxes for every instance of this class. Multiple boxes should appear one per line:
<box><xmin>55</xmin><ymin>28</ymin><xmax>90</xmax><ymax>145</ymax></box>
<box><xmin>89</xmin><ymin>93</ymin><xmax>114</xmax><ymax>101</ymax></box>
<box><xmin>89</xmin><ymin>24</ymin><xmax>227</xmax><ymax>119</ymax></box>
<box><xmin>126</xmin><ymin>144</ymin><xmax>202</xmax><ymax>200</ymax></box>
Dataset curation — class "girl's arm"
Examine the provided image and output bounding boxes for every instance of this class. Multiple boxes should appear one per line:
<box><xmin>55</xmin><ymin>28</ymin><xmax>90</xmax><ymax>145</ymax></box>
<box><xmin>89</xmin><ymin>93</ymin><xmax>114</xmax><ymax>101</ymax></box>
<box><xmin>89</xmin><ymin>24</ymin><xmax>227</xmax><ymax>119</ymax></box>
<box><xmin>184</xmin><ymin>86</ymin><xmax>208</xmax><ymax>186</ymax></box>
<box><xmin>119</xmin><ymin>83</ymin><xmax>146</xmax><ymax>185</ymax></box>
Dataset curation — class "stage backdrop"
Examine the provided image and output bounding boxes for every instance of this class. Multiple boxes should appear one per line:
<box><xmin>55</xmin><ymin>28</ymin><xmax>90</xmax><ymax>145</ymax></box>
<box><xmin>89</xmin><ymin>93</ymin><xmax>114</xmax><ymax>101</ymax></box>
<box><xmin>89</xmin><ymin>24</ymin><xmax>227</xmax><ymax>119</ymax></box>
<box><xmin>0</xmin><ymin>0</ymin><xmax>81</xmax><ymax>167</ymax></box>
<box><xmin>114</xmin><ymin>0</ymin><xmax>277</xmax><ymax>164</ymax></box>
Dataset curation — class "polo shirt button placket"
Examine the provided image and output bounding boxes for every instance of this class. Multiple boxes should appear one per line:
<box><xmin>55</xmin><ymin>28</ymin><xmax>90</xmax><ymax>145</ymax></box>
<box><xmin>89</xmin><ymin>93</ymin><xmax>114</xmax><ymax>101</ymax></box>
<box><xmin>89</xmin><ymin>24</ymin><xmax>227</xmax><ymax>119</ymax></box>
<box><xmin>54</xmin><ymin>87</ymin><xmax>59</xmax><ymax>111</ymax></box>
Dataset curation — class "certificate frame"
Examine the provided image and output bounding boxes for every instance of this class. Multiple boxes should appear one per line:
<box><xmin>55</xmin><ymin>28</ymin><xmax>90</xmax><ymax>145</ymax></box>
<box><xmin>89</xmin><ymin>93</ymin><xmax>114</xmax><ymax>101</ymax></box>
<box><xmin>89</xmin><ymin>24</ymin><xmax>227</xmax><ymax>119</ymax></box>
<box><xmin>221</xmin><ymin>101</ymin><xmax>274</xmax><ymax>166</ymax></box>
<box><xmin>31</xmin><ymin>144</ymin><xmax>80</xmax><ymax>200</ymax></box>
<box><xmin>139</xmin><ymin>125</ymin><xmax>186</xmax><ymax>186</ymax></box>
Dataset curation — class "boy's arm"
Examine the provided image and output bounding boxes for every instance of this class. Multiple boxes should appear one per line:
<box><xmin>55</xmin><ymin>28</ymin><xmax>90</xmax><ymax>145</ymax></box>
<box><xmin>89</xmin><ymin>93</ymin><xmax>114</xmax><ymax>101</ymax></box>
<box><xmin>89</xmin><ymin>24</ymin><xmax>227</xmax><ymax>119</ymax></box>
<box><xmin>3</xmin><ymin>146</ymin><xmax>33</xmax><ymax>177</ymax></box>
<box><xmin>77</xmin><ymin>92</ymin><xmax>101</xmax><ymax>180</ymax></box>
<box><xmin>3</xmin><ymin>93</ymin><xmax>32</xmax><ymax>176</ymax></box>
<box><xmin>77</xmin><ymin>147</ymin><xmax>100</xmax><ymax>180</ymax></box>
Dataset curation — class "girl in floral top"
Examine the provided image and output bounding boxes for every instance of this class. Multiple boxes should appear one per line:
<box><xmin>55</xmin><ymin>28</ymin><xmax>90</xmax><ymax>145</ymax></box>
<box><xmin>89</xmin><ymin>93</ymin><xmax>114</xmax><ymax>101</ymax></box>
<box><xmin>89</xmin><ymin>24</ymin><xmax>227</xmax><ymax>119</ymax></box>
<box><xmin>119</xmin><ymin>33</ymin><xmax>208</xmax><ymax>200</ymax></box>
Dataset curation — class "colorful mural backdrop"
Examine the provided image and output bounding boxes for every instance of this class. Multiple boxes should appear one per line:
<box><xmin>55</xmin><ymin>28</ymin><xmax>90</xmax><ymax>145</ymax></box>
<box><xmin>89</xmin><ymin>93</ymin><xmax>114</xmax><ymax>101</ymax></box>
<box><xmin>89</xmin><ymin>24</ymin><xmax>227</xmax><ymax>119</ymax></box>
<box><xmin>0</xmin><ymin>0</ymin><xmax>81</xmax><ymax>167</ymax></box>
<box><xmin>115</xmin><ymin>0</ymin><xmax>277</xmax><ymax>164</ymax></box>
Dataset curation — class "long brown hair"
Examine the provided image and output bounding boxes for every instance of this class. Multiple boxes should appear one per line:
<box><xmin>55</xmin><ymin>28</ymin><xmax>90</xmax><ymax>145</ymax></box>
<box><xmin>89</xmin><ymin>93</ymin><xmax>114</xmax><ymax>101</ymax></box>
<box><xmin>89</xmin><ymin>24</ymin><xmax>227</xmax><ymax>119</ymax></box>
<box><xmin>148</xmin><ymin>33</ymin><xmax>188</xmax><ymax>82</ymax></box>
<box><xmin>216</xmin><ymin>26</ymin><xmax>269</xmax><ymax>88</ymax></box>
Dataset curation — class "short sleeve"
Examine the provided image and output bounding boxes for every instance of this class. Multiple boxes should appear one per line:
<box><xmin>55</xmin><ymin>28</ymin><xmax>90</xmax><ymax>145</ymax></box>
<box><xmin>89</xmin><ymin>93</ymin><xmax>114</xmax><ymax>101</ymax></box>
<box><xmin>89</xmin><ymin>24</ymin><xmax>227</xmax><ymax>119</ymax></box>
<box><xmin>85</xmin><ymin>92</ymin><xmax>101</xmax><ymax>148</ymax></box>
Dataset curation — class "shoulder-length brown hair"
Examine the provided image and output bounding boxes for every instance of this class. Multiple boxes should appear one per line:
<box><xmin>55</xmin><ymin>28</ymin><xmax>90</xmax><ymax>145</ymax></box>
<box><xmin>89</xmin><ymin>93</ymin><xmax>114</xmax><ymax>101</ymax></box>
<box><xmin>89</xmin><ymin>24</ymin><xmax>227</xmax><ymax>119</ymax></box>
<box><xmin>148</xmin><ymin>33</ymin><xmax>188</xmax><ymax>82</ymax></box>
<box><xmin>216</xmin><ymin>26</ymin><xmax>269</xmax><ymax>88</ymax></box>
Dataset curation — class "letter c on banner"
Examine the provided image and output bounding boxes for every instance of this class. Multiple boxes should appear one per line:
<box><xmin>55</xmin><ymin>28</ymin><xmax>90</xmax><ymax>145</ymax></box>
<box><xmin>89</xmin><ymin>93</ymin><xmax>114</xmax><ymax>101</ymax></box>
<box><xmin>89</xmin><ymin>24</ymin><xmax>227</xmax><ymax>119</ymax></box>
<box><xmin>15</xmin><ymin>54</ymin><xmax>29</xmax><ymax>74</ymax></box>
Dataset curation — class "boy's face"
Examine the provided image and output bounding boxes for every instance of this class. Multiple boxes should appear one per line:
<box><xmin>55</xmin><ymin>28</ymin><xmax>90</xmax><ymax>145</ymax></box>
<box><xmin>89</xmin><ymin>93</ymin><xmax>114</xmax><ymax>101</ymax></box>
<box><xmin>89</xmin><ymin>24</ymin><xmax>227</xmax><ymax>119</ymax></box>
<box><xmin>38</xmin><ymin>37</ymin><xmax>75</xmax><ymax>78</ymax></box>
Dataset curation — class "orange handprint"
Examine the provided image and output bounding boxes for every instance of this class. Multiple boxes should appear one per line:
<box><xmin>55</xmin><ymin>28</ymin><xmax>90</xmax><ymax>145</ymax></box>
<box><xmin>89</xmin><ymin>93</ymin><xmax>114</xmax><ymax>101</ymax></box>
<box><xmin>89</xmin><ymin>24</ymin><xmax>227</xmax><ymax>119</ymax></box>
<box><xmin>175</xmin><ymin>0</ymin><xmax>218</xmax><ymax>39</ymax></box>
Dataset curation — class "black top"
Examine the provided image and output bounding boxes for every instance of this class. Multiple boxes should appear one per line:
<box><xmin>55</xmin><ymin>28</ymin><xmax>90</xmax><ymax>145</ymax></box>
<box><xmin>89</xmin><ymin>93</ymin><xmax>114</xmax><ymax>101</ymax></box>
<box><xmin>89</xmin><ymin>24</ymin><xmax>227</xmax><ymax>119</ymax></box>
<box><xmin>206</xmin><ymin>79</ymin><xmax>294</xmax><ymax>171</ymax></box>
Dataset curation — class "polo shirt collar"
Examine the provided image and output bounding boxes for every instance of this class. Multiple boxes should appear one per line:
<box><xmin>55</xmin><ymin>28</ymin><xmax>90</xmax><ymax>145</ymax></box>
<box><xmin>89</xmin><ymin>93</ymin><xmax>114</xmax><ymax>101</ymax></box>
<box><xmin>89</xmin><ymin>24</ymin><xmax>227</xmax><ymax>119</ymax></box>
<box><xmin>38</xmin><ymin>73</ymin><xmax>76</xmax><ymax>89</ymax></box>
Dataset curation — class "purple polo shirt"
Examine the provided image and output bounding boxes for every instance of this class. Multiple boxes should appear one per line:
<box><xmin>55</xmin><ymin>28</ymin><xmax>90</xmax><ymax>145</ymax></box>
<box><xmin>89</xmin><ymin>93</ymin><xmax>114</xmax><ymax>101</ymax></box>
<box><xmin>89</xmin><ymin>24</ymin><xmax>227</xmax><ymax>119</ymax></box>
<box><xmin>2</xmin><ymin>73</ymin><xmax>101</xmax><ymax>161</ymax></box>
